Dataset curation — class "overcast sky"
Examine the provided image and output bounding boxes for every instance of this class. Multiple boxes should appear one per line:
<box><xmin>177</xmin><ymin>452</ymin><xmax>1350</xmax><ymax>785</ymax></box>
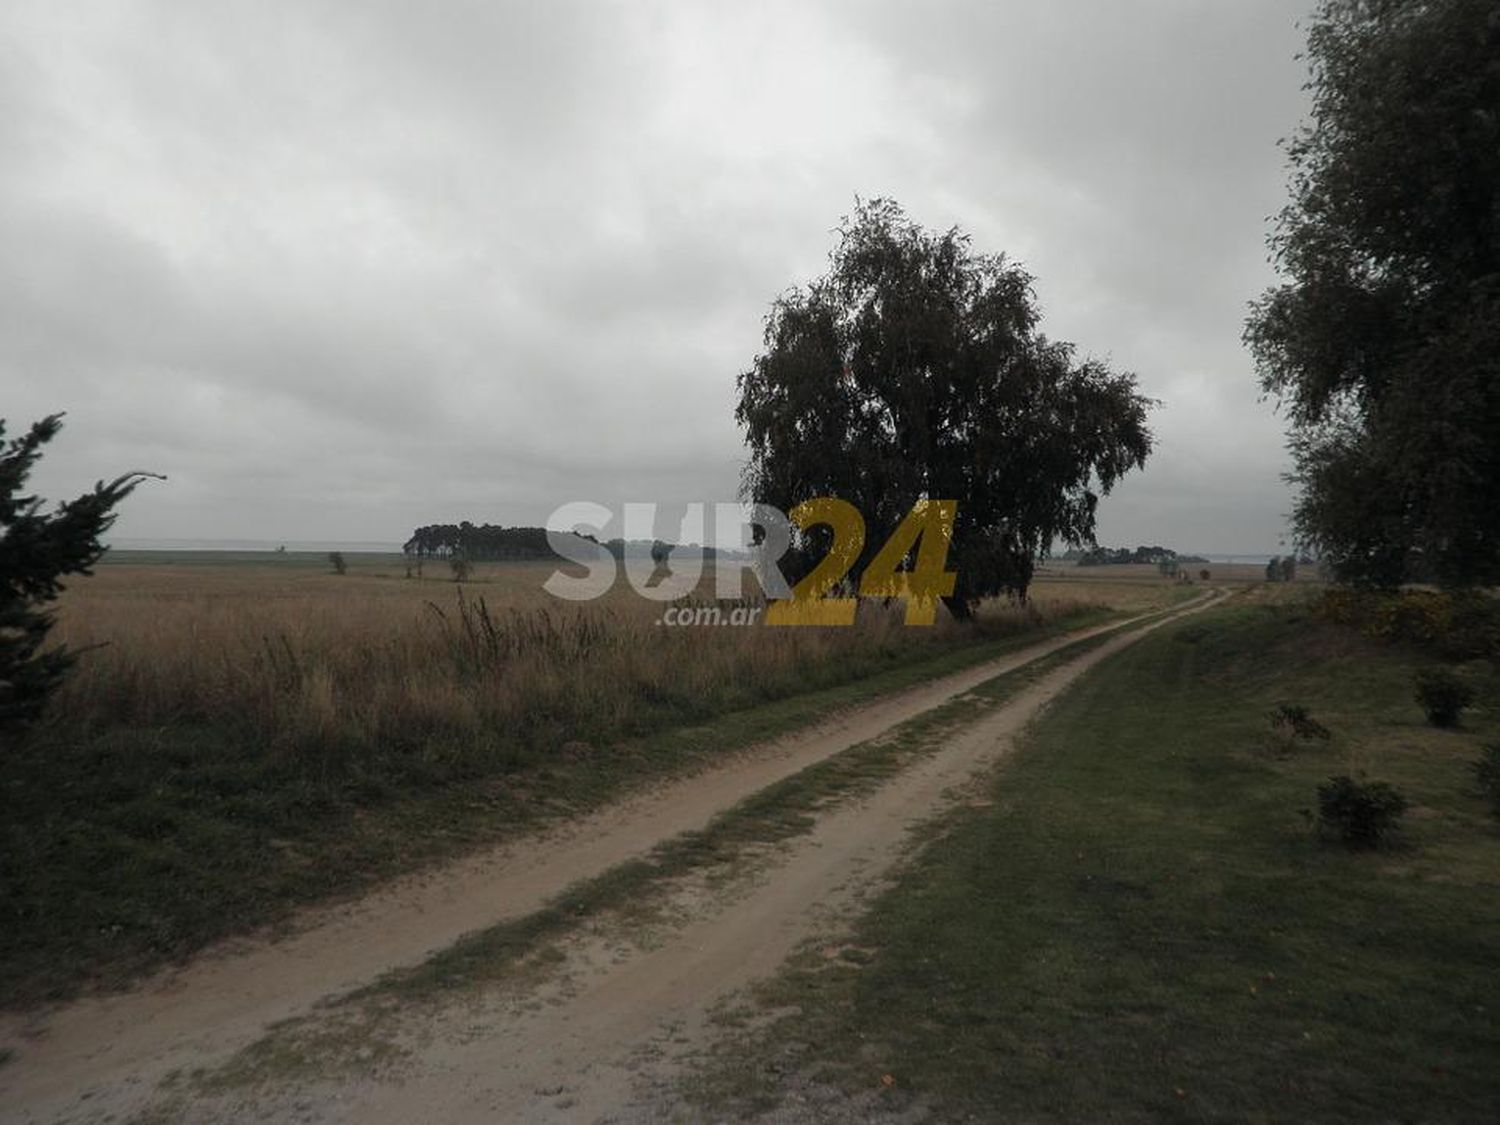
<box><xmin>5</xmin><ymin>0</ymin><xmax>1315</xmax><ymax>554</ymax></box>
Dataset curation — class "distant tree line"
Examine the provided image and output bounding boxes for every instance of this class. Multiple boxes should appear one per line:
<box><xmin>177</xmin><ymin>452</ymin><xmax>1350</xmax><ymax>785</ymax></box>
<box><xmin>1066</xmin><ymin>545</ymin><xmax>1209</xmax><ymax>567</ymax></box>
<box><xmin>403</xmin><ymin>523</ymin><xmax>560</xmax><ymax>561</ymax></box>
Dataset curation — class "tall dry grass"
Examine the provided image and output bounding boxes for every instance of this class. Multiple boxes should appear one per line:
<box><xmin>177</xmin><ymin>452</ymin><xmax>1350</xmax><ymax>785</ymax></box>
<box><xmin>44</xmin><ymin>561</ymin><xmax>1112</xmax><ymax>771</ymax></box>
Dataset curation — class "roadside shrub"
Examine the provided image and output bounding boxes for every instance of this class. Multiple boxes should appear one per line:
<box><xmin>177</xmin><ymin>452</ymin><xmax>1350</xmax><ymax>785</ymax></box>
<box><xmin>1414</xmin><ymin>668</ymin><xmax>1475</xmax><ymax>727</ymax></box>
<box><xmin>1271</xmin><ymin>703</ymin><xmax>1331</xmax><ymax>743</ymax></box>
<box><xmin>1316</xmin><ymin>589</ymin><xmax>1500</xmax><ymax>660</ymax></box>
<box><xmin>1315</xmin><ymin>587</ymin><xmax>1371</xmax><ymax>627</ymax></box>
<box><xmin>1440</xmin><ymin>594</ymin><xmax>1500</xmax><ymax>660</ymax></box>
<box><xmin>1473</xmin><ymin>745</ymin><xmax>1500</xmax><ymax>819</ymax></box>
<box><xmin>1317</xmin><ymin>775</ymin><xmax>1408</xmax><ymax>848</ymax></box>
<box><xmin>1380</xmin><ymin>592</ymin><xmax>1454</xmax><ymax>646</ymax></box>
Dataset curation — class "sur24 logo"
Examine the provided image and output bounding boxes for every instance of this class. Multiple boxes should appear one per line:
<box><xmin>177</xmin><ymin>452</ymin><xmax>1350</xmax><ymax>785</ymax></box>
<box><xmin>545</xmin><ymin>499</ymin><xmax>958</xmax><ymax>626</ymax></box>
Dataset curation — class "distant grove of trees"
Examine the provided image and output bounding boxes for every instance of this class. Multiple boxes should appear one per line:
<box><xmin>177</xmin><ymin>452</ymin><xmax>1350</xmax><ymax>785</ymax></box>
<box><xmin>1066</xmin><ymin>545</ymin><xmax>1209</xmax><ymax>567</ymax></box>
<box><xmin>403</xmin><ymin>523</ymin><xmax>560</xmax><ymax>561</ymax></box>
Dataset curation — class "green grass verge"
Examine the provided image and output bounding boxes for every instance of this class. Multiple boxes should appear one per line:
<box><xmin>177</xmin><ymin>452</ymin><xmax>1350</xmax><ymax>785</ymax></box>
<box><xmin>695</xmin><ymin>598</ymin><xmax>1500</xmax><ymax>1122</ymax></box>
<box><xmin>3</xmin><ymin>603</ymin><xmax>1150</xmax><ymax>1009</ymax></box>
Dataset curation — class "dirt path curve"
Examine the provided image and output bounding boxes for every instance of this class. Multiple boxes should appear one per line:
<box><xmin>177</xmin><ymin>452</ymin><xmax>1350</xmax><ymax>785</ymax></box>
<box><xmin>0</xmin><ymin>592</ymin><xmax>1219</xmax><ymax>1124</ymax></box>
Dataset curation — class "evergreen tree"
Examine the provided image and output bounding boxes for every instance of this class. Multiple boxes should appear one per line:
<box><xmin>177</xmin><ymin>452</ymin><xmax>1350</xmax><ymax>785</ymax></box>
<box><xmin>1</xmin><ymin>415</ymin><xmax>159</xmax><ymax>735</ymax></box>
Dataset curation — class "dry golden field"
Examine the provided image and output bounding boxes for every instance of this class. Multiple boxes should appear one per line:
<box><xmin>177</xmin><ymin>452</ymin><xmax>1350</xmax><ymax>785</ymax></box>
<box><xmin>47</xmin><ymin>552</ymin><xmax>1181</xmax><ymax>757</ymax></box>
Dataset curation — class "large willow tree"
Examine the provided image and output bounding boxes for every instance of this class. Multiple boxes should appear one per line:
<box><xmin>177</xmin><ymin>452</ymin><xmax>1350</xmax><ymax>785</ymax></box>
<box><xmin>736</xmin><ymin>199</ymin><xmax>1153</xmax><ymax>618</ymax></box>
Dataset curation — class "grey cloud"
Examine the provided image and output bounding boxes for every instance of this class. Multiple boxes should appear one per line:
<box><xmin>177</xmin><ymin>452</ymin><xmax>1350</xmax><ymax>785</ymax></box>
<box><xmin>5</xmin><ymin>0</ymin><xmax>1315</xmax><ymax>551</ymax></box>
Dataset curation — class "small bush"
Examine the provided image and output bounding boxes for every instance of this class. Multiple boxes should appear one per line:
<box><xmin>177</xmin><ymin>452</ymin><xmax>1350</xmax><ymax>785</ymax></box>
<box><xmin>1440</xmin><ymin>594</ymin><xmax>1500</xmax><ymax>660</ymax></box>
<box><xmin>328</xmin><ymin>551</ymin><xmax>347</xmax><ymax>576</ymax></box>
<box><xmin>1317</xmin><ymin>775</ymin><xmax>1408</xmax><ymax>848</ymax></box>
<box><xmin>1315</xmin><ymin>589</ymin><xmax>1500</xmax><ymax>660</ymax></box>
<box><xmin>1414</xmin><ymin>668</ymin><xmax>1476</xmax><ymax>727</ymax></box>
<box><xmin>1271</xmin><ymin>703</ymin><xmax>1331</xmax><ymax>742</ymax></box>
<box><xmin>1473</xmin><ymin>745</ymin><xmax>1500</xmax><ymax>820</ymax></box>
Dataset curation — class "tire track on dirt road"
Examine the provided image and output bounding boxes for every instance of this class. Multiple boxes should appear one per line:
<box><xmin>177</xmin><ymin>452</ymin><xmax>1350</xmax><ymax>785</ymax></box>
<box><xmin>0</xmin><ymin>592</ymin><xmax>1219</xmax><ymax>1125</ymax></box>
<box><xmin>180</xmin><ymin>589</ymin><xmax>1226</xmax><ymax>1124</ymax></box>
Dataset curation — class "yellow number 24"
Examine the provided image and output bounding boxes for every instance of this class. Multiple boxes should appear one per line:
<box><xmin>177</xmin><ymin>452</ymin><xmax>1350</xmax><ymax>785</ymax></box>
<box><xmin>764</xmin><ymin>498</ymin><xmax>958</xmax><ymax>627</ymax></box>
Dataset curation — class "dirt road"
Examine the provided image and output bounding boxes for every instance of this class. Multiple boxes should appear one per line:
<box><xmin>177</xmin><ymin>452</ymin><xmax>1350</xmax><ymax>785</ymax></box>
<box><xmin>0</xmin><ymin>592</ymin><xmax>1220</xmax><ymax>1124</ymax></box>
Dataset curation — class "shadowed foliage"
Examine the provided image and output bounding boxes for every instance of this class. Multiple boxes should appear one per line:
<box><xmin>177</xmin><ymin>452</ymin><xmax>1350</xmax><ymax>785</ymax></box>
<box><xmin>1247</xmin><ymin>0</ymin><xmax>1500</xmax><ymax>587</ymax></box>
<box><xmin>737</xmin><ymin>199</ymin><xmax>1153</xmax><ymax>617</ymax></box>
<box><xmin>1</xmin><ymin>414</ymin><xmax>157</xmax><ymax>735</ymax></box>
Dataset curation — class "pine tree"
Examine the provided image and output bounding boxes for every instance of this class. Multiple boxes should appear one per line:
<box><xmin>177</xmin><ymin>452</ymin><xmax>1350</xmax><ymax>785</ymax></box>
<box><xmin>1</xmin><ymin>414</ymin><xmax>160</xmax><ymax>735</ymax></box>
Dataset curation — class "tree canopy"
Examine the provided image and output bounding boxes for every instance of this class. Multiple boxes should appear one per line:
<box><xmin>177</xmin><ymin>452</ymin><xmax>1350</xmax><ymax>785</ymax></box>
<box><xmin>1247</xmin><ymin>0</ymin><xmax>1500</xmax><ymax>587</ymax></box>
<box><xmin>404</xmin><ymin>523</ymin><xmax>560</xmax><ymax>561</ymax></box>
<box><xmin>736</xmin><ymin>199</ymin><xmax>1153</xmax><ymax>616</ymax></box>
<box><xmin>2</xmin><ymin>415</ymin><xmax>157</xmax><ymax>735</ymax></box>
